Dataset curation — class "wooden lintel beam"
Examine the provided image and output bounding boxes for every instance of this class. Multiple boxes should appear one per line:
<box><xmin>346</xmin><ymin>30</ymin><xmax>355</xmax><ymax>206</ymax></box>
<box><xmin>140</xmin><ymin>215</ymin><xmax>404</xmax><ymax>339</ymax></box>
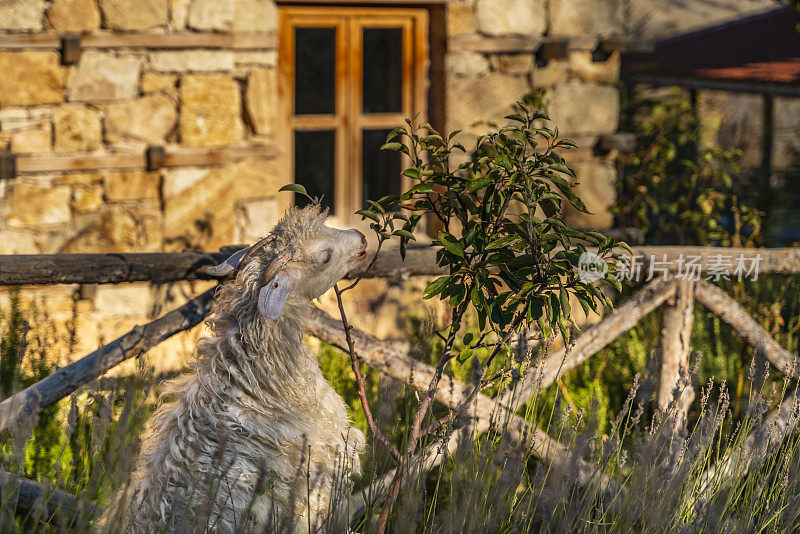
<box><xmin>16</xmin><ymin>144</ymin><xmax>279</xmax><ymax>174</ymax></box>
<box><xmin>0</xmin><ymin>32</ymin><xmax>276</xmax><ymax>50</ymax></box>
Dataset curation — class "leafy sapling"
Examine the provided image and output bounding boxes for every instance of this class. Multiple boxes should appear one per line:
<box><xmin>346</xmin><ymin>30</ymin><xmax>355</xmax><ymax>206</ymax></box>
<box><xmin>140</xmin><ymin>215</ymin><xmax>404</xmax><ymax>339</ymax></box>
<box><xmin>347</xmin><ymin>98</ymin><xmax>630</xmax><ymax>529</ymax></box>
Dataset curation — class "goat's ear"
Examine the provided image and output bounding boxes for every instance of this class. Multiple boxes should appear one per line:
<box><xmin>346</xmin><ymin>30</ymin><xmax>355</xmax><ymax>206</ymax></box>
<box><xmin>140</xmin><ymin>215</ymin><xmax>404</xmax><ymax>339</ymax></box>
<box><xmin>257</xmin><ymin>271</ymin><xmax>299</xmax><ymax>319</ymax></box>
<box><xmin>207</xmin><ymin>248</ymin><xmax>249</xmax><ymax>276</ymax></box>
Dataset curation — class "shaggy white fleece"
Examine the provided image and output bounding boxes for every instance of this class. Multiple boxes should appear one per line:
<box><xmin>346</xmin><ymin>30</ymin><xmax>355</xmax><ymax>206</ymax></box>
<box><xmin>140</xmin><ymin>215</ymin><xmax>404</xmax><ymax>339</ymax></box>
<box><xmin>116</xmin><ymin>206</ymin><xmax>366</xmax><ymax>533</ymax></box>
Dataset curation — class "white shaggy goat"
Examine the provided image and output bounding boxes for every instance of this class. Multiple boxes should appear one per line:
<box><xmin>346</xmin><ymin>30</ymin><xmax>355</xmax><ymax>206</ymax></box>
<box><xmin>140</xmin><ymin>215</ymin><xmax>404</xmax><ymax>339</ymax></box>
<box><xmin>118</xmin><ymin>205</ymin><xmax>367</xmax><ymax>532</ymax></box>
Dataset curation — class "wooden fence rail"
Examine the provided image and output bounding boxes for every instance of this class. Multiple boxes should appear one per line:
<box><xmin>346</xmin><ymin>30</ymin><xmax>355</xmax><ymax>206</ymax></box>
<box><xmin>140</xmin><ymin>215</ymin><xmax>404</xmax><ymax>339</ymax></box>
<box><xmin>0</xmin><ymin>246</ymin><xmax>799</xmax><ymax>286</ymax></box>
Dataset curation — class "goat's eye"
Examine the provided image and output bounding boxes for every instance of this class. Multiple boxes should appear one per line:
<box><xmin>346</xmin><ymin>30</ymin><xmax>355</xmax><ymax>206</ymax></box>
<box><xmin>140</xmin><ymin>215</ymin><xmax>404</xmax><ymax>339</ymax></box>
<box><xmin>321</xmin><ymin>248</ymin><xmax>333</xmax><ymax>264</ymax></box>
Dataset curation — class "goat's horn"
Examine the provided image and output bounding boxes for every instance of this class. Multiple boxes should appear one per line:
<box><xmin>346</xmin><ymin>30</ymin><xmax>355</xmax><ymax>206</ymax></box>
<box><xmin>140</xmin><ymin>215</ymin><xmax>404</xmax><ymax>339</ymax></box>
<box><xmin>238</xmin><ymin>234</ymin><xmax>277</xmax><ymax>267</ymax></box>
<box><xmin>262</xmin><ymin>247</ymin><xmax>294</xmax><ymax>284</ymax></box>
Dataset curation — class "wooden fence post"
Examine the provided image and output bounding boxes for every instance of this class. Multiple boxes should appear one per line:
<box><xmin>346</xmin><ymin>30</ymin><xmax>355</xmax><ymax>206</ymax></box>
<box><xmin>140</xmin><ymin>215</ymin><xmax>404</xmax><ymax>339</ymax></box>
<box><xmin>657</xmin><ymin>278</ymin><xmax>696</xmax><ymax>422</ymax></box>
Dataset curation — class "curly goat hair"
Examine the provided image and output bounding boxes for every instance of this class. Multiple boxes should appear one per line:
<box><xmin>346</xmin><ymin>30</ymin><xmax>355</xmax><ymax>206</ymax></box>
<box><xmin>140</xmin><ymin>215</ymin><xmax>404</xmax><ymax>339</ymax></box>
<box><xmin>115</xmin><ymin>205</ymin><xmax>368</xmax><ymax>533</ymax></box>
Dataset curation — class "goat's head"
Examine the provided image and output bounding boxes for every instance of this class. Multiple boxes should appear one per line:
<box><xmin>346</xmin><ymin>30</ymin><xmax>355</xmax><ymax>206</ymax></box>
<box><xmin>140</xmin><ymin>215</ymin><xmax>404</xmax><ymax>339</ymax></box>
<box><xmin>208</xmin><ymin>204</ymin><xmax>367</xmax><ymax>320</ymax></box>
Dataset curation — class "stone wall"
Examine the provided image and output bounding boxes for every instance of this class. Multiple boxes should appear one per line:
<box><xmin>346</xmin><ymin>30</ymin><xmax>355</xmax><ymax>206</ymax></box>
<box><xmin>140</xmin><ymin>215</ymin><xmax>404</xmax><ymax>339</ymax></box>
<box><xmin>0</xmin><ymin>0</ymin><xmax>283</xmax><ymax>372</ymax></box>
<box><xmin>0</xmin><ymin>0</ymin><xmax>625</xmax><ymax>372</ymax></box>
<box><xmin>444</xmin><ymin>0</ymin><xmax>622</xmax><ymax>229</ymax></box>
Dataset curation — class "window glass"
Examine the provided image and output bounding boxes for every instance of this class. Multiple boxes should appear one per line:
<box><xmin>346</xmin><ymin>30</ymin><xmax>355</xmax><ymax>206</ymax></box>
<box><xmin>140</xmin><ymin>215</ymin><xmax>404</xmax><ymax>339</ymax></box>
<box><xmin>295</xmin><ymin>27</ymin><xmax>336</xmax><ymax>115</ymax></box>
<box><xmin>294</xmin><ymin>130</ymin><xmax>336</xmax><ymax>210</ymax></box>
<box><xmin>362</xmin><ymin>129</ymin><xmax>401</xmax><ymax>208</ymax></box>
<box><xmin>362</xmin><ymin>28</ymin><xmax>403</xmax><ymax>114</ymax></box>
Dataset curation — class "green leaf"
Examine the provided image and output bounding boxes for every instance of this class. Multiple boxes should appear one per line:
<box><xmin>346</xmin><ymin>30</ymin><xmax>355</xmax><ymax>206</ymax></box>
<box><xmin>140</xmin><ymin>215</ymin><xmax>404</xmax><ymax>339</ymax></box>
<box><xmin>437</xmin><ymin>232</ymin><xmax>465</xmax><ymax>258</ymax></box>
<box><xmin>486</xmin><ymin>235</ymin><xmax>519</xmax><ymax>250</ymax></box>
<box><xmin>279</xmin><ymin>183</ymin><xmax>308</xmax><ymax>196</ymax></box>
<box><xmin>494</xmin><ymin>154</ymin><xmax>514</xmax><ymax>171</ymax></box>
<box><xmin>381</xmin><ymin>142</ymin><xmax>404</xmax><ymax>151</ymax></box>
<box><xmin>423</xmin><ymin>276</ymin><xmax>450</xmax><ymax>299</ymax></box>
<box><xmin>393</xmin><ymin>229</ymin><xmax>416</xmax><ymax>240</ymax></box>
<box><xmin>605</xmin><ymin>273</ymin><xmax>622</xmax><ymax>292</ymax></box>
<box><xmin>408</xmin><ymin>183</ymin><xmax>435</xmax><ymax>194</ymax></box>
<box><xmin>559</xmin><ymin>286</ymin><xmax>571</xmax><ymax>316</ymax></box>
<box><xmin>355</xmin><ymin>209</ymin><xmax>380</xmax><ymax>223</ymax></box>
<box><xmin>457</xmin><ymin>348</ymin><xmax>474</xmax><ymax>364</ymax></box>
<box><xmin>403</xmin><ymin>168</ymin><xmax>422</xmax><ymax>180</ymax></box>
<box><xmin>549</xmin><ymin>163</ymin><xmax>576</xmax><ymax>178</ymax></box>
<box><xmin>548</xmin><ymin>173</ymin><xmax>588</xmax><ymax>213</ymax></box>
<box><xmin>467</xmin><ymin>176</ymin><xmax>493</xmax><ymax>192</ymax></box>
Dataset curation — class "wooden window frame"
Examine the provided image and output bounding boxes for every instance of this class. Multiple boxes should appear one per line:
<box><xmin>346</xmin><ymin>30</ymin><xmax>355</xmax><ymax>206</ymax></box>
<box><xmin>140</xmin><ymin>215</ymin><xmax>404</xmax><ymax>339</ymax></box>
<box><xmin>278</xmin><ymin>6</ymin><xmax>429</xmax><ymax>226</ymax></box>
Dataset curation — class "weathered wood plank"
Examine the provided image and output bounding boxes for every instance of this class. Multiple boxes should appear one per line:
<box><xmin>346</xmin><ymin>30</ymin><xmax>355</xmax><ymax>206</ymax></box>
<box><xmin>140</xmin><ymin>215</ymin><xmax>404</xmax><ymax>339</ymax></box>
<box><xmin>82</xmin><ymin>32</ymin><xmax>276</xmax><ymax>49</ymax></box>
<box><xmin>0</xmin><ymin>34</ymin><xmax>60</xmax><ymax>49</ymax></box>
<box><xmin>0</xmin><ymin>471</ymin><xmax>100</xmax><ymax>524</ymax></box>
<box><xmin>694</xmin><ymin>279</ymin><xmax>800</xmax><ymax>374</ymax></box>
<box><xmin>17</xmin><ymin>145</ymin><xmax>278</xmax><ymax>175</ymax></box>
<box><xmin>449</xmin><ymin>34</ymin><xmax>542</xmax><ymax>53</ymax></box>
<box><xmin>17</xmin><ymin>153</ymin><xmax>144</xmax><ymax>173</ymax></box>
<box><xmin>0</xmin><ymin>246</ymin><xmax>795</xmax><ymax>287</ymax></box>
<box><xmin>0</xmin><ymin>33</ymin><xmax>275</xmax><ymax>50</ymax></box>
<box><xmin>0</xmin><ymin>288</ymin><xmax>215</xmax><ymax>432</ymax></box>
<box><xmin>0</xmin><ymin>252</ymin><xmax>227</xmax><ymax>285</ymax></box>
<box><xmin>657</xmin><ymin>280</ymin><xmax>696</xmax><ymax>422</ymax></box>
<box><xmin>0</xmin><ymin>246</ymin><xmax>440</xmax><ymax>286</ymax></box>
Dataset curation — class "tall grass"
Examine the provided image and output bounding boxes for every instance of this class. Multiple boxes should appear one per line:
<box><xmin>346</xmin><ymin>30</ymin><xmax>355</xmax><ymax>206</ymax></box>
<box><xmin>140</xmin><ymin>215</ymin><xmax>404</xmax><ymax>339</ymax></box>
<box><xmin>1</xmin><ymin>276</ymin><xmax>799</xmax><ymax>532</ymax></box>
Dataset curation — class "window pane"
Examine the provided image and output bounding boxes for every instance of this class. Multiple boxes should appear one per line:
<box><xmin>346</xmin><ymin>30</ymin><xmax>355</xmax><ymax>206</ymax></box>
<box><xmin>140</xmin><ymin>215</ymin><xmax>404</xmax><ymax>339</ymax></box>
<box><xmin>363</xmin><ymin>28</ymin><xmax>403</xmax><ymax>114</ymax></box>
<box><xmin>294</xmin><ymin>130</ymin><xmax>335</xmax><ymax>211</ymax></box>
<box><xmin>295</xmin><ymin>27</ymin><xmax>335</xmax><ymax>115</ymax></box>
<box><xmin>363</xmin><ymin>129</ymin><xmax>401</xmax><ymax>208</ymax></box>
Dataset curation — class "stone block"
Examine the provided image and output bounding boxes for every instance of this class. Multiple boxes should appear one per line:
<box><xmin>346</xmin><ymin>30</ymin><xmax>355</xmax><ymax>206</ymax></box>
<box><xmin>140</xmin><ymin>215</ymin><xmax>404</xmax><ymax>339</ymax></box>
<box><xmin>149</xmin><ymin>50</ymin><xmax>235</xmax><ymax>72</ymax></box>
<box><xmin>234</xmin><ymin>197</ymin><xmax>281</xmax><ymax>243</ymax></box>
<box><xmin>0</xmin><ymin>52</ymin><xmax>65</xmax><ymax>106</ymax></box>
<box><xmin>245</xmin><ymin>68</ymin><xmax>275</xmax><ymax>136</ymax></box>
<box><xmin>161</xmin><ymin>167</ymin><xmax>208</xmax><ymax>198</ymax></box>
<box><xmin>8</xmin><ymin>182</ymin><xmax>72</xmax><ymax>228</ymax></box>
<box><xmin>104</xmin><ymin>170</ymin><xmax>160</xmax><ymax>201</ymax></box>
<box><xmin>47</xmin><ymin>0</ymin><xmax>100</xmax><ymax>32</ymax></box>
<box><xmin>64</xmin><ymin>203</ymin><xmax>162</xmax><ymax>252</ymax></box>
<box><xmin>446</xmin><ymin>72</ymin><xmax>531</xmax><ymax>136</ymax></box>
<box><xmin>569</xmin><ymin>50</ymin><xmax>619</xmax><ymax>84</ymax></box>
<box><xmin>548</xmin><ymin>82</ymin><xmax>619</xmax><ymax>135</ymax></box>
<box><xmin>233</xmin><ymin>0</ymin><xmax>276</xmax><ymax>32</ymax></box>
<box><xmin>141</xmin><ymin>72</ymin><xmax>178</xmax><ymax>93</ymax></box>
<box><xmin>56</xmin><ymin>172</ymin><xmax>103</xmax><ymax>186</ymax></box>
<box><xmin>170</xmin><ymin>0</ymin><xmax>190</xmax><ymax>29</ymax></box>
<box><xmin>100</xmin><ymin>0</ymin><xmax>168</xmax><ymax>30</ymax></box>
<box><xmin>446</xmin><ymin>52</ymin><xmax>490</xmax><ymax>76</ymax></box>
<box><xmin>562</xmin><ymin>161</ymin><xmax>617</xmax><ymax>229</ymax></box>
<box><xmin>105</xmin><ymin>93</ymin><xmax>177</xmax><ymax>145</ymax></box>
<box><xmin>187</xmin><ymin>0</ymin><xmax>234</xmax><ymax>30</ymax></box>
<box><xmin>68</xmin><ymin>52</ymin><xmax>141</xmax><ymax>102</ymax></box>
<box><xmin>179</xmin><ymin>74</ymin><xmax>243</xmax><ymax>147</ymax></box>
<box><xmin>0</xmin><ymin>229</ymin><xmax>39</xmax><ymax>254</ymax></box>
<box><xmin>72</xmin><ymin>185</ymin><xmax>104</xmax><ymax>213</ymax></box>
<box><xmin>10</xmin><ymin>125</ymin><xmax>51</xmax><ymax>154</ymax></box>
<box><xmin>54</xmin><ymin>104</ymin><xmax>102</xmax><ymax>153</ymax></box>
<box><xmin>94</xmin><ymin>283</ymin><xmax>153</xmax><ymax>317</ymax></box>
<box><xmin>491</xmin><ymin>53</ymin><xmax>534</xmax><ymax>74</ymax></box>
<box><xmin>235</xmin><ymin>51</ymin><xmax>278</xmax><ymax>68</ymax></box>
<box><xmin>164</xmin><ymin>158</ymin><xmax>281</xmax><ymax>250</ymax></box>
<box><xmin>0</xmin><ymin>0</ymin><xmax>45</xmax><ymax>30</ymax></box>
<box><xmin>549</xmin><ymin>0</ymin><xmax>621</xmax><ymax>36</ymax></box>
<box><xmin>533</xmin><ymin>58</ymin><xmax>569</xmax><ymax>86</ymax></box>
<box><xmin>476</xmin><ymin>0</ymin><xmax>545</xmax><ymax>37</ymax></box>
<box><xmin>446</xmin><ymin>2</ymin><xmax>477</xmax><ymax>37</ymax></box>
